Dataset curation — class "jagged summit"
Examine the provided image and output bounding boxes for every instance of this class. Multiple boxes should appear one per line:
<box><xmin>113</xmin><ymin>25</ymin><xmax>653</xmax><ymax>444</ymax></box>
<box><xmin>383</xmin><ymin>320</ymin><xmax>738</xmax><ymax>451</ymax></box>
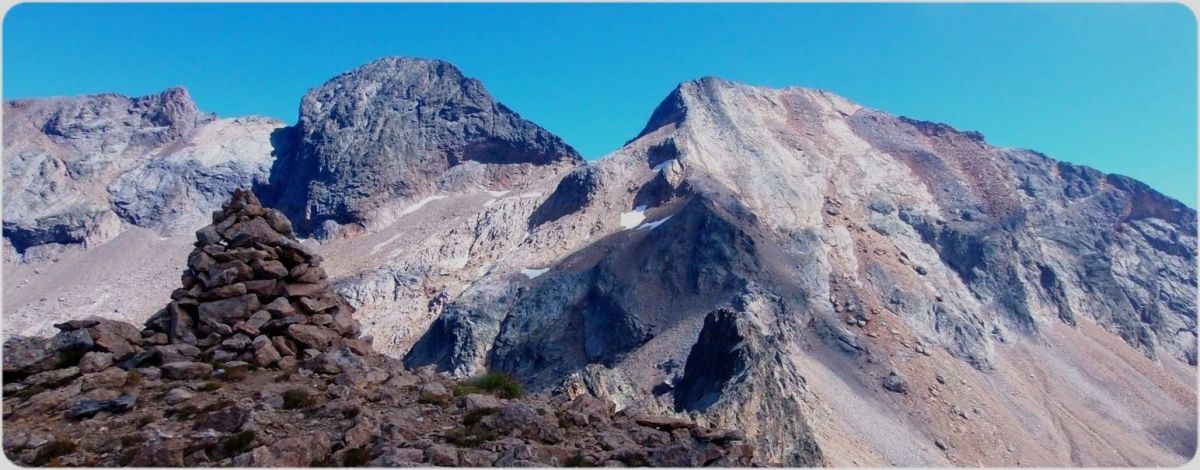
<box><xmin>265</xmin><ymin>56</ymin><xmax>582</xmax><ymax>235</ymax></box>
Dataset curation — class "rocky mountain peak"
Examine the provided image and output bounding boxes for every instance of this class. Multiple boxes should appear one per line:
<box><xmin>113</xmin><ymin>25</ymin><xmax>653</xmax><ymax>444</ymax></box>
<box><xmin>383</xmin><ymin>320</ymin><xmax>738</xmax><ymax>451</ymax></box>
<box><xmin>266</xmin><ymin>56</ymin><xmax>582</xmax><ymax>235</ymax></box>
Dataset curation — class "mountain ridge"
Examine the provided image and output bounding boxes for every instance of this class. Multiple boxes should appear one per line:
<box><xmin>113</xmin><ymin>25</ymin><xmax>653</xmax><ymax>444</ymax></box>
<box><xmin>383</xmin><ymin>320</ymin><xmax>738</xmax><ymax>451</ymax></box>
<box><xmin>3</xmin><ymin>56</ymin><xmax>1195</xmax><ymax>467</ymax></box>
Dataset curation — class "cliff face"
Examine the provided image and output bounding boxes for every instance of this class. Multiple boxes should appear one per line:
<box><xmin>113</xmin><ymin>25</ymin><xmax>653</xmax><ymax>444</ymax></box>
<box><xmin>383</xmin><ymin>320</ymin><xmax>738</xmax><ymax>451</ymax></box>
<box><xmin>3</xmin><ymin>59</ymin><xmax>1195</xmax><ymax>467</ymax></box>
<box><xmin>264</xmin><ymin>57</ymin><xmax>582</xmax><ymax>236</ymax></box>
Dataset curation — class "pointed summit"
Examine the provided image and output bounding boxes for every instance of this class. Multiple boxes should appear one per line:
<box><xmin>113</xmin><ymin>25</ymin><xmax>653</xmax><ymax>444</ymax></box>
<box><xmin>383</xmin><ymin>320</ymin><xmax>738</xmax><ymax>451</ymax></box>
<box><xmin>266</xmin><ymin>56</ymin><xmax>582</xmax><ymax>235</ymax></box>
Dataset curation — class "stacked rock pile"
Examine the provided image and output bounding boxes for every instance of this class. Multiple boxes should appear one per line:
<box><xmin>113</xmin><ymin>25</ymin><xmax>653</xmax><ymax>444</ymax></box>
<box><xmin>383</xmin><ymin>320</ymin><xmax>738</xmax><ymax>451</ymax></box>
<box><xmin>4</xmin><ymin>188</ymin><xmax>370</xmax><ymax>385</ymax></box>
<box><xmin>136</xmin><ymin>188</ymin><xmax>369</xmax><ymax>370</ymax></box>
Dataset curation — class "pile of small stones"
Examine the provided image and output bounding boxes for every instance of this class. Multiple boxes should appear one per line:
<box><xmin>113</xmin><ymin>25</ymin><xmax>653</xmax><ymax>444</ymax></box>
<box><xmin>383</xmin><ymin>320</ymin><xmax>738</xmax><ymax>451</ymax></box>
<box><xmin>136</xmin><ymin>188</ymin><xmax>370</xmax><ymax>372</ymax></box>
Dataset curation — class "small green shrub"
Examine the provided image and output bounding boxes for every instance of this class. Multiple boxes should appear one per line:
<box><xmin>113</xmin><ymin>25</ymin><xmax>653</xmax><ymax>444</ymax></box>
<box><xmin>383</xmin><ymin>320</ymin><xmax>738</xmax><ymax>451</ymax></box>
<box><xmin>11</xmin><ymin>384</ymin><xmax>47</xmax><ymax>399</ymax></box>
<box><xmin>221</xmin><ymin>430</ymin><xmax>256</xmax><ymax>453</ymax></box>
<box><xmin>281</xmin><ymin>388</ymin><xmax>316</xmax><ymax>410</ymax></box>
<box><xmin>220</xmin><ymin>365</ymin><xmax>250</xmax><ymax>382</ymax></box>
<box><xmin>117</xmin><ymin>448</ymin><xmax>139</xmax><ymax>466</ymax></box>
<box><xmin>125</xmin><ymin>370</ymin><xmax>143</xmax><ymax>387</ymax></box>
<box><xmin>119</xmin><ymin>434</ymin><xmax>145</xmax><ymax>447</ymax></box>
<box><xmin>32</xmin><ymin>439</ymin><xmax>76</xmax><ymax>466</ymax></box>
<box><xmin>463</xmin><ymin>408</ymin><xmax>497</xmax><ymax>426</ymax></box>
<box><xmin>444</xmin><ymin>426</ymin><xmax>496</xmax><ymax>448</ymax></box>
<box><xmin>341</xmin><ymin>447</ymin><xmax>371</xmax><ymax>467</ymax></box>
<box><xmin>457</xmin><ymin>372</ymin><xmax>524</xmax><ymax>399</ymax></box>
<box><xmin>564</xmin><ymin>453</ymin><xmax>594</xmax><ymax>467</ymax></box>
<box><xmin>196</xmin><ymin>381</ymin><xmax>222</xmax><ymax>392</ymax></box>
<box><xmin>54</xmin><ymin>349</ymin><xmax>88</xmax><ymax>369</ymax></box>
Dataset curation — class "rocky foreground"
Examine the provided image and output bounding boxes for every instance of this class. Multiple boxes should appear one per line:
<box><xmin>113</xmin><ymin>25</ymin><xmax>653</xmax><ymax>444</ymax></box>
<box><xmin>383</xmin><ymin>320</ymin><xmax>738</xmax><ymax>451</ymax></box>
<box><xmin>1</xmin><ymin>190</ymin><xmax>754</xmax><ymax>467</ymax></box>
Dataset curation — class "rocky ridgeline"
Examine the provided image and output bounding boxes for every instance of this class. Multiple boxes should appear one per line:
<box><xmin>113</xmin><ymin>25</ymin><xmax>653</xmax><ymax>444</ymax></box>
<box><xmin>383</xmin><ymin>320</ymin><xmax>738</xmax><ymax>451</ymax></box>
<box><xmin>1</xmin><ymin>190</ymin><xmax>755</xmax><ymax>467</ymax></box>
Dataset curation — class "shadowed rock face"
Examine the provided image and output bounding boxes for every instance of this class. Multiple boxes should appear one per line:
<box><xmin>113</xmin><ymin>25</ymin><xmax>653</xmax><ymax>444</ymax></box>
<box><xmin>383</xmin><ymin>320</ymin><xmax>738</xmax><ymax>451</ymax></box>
<box><xmin>265</xmin><ymin>57</ymin><xmax>582</xmax><ymax>235</ymax></box>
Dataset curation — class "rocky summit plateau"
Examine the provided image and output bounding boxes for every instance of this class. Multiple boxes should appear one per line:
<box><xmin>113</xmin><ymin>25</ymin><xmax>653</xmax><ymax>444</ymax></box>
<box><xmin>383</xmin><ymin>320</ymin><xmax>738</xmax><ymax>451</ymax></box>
<box><xmin>3</xmin><ymin>56</ymin><xmax>1197</xmax><ymax>467</ymax></box>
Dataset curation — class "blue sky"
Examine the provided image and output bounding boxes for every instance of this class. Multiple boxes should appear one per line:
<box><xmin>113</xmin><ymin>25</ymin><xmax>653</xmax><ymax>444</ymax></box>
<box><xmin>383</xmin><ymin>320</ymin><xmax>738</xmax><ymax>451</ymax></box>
<box><xmin>4</xmin><ymin>3</ymin><xmax>1196</xmax><ymax>206</ymax></box>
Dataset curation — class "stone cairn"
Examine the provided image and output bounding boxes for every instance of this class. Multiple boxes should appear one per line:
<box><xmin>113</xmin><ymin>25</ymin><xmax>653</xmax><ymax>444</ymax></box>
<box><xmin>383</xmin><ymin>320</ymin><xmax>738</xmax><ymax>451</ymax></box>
<box><xmin>132</xmin><ymin>188</ymin><xmax>370</xmax><ymax>372</ymax></box>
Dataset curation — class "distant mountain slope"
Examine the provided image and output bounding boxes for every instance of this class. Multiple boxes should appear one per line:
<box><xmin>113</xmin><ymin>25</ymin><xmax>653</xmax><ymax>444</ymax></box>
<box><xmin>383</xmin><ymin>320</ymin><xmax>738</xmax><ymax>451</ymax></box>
<box><xmin>3</xmin><ymin>87</ymin><xmax>279</xmax><ymax>259</ymax></box>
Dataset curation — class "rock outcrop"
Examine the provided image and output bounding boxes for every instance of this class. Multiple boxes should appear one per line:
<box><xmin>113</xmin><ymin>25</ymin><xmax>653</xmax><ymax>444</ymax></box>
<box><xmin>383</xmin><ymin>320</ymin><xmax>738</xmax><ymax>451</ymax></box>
<box><xmin>2</xmin><ymin>190</ymin><xmax>754</xmax><ymax>467</ymax></box>
<box><xmin>3</xmin><ymin>88</ymin><xmax>279</xmax><ymax>260</ymax></box>
<box><xmin>264</xmin><ymin>57</ymin><xmax>582</xmax><ymax>236</ymax></box>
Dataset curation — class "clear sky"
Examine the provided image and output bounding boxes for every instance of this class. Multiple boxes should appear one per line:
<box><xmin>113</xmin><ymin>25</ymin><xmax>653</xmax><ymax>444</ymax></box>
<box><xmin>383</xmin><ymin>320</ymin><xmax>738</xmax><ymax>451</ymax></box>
<box><xmin>4</xmin><ymin>3</ymin><xmax>1196</xmax><ymax>206</ymax></box>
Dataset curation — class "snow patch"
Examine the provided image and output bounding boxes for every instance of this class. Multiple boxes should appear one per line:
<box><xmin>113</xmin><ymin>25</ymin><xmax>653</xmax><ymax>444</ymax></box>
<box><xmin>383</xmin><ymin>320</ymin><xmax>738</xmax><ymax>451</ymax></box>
<box><xmin>637</xmin><ymin>215</ymin><xmax>672</xmax><ymax>231</ymax></box>
<box><xmin>369</xmin><ymin>233</ymin><xmax>404</xmax><ymax>255</ymax></box>
<box><xmin>447</xmin><ymin>256</ymin><xmax>469</xmax><ymax>270</ymax></box>
<box><xmin>651</xmin><ymin>159</ymin><xmax>675</xmax><ymax>172</ymax></box>
<box><xmin>521</xmin><ymin>268</ymin><xmax>549</xmax><ymax>279</ymax></box>
<box><xmin>483</xmin><ymin>198</ymin><xmax>497</xmax><ymax>208</ymax></box>
<box><xmin>400</xmin><ymin>195</ymin><xmax>447</xmax><ymax>216</ymax></box>
<box><xmin>619</xmin><ymin>205</ymin><xmax>649</xmax><ymax>229</ymax></box>
<box><xmin>486</xmin><ymin>190</ymin><xmax>511</xmax><ymax>197</ymax></box>
<box><xmin>520</xmin><ymin>192</ymin><xmax>543</xmax><ymax>198</ymax></box>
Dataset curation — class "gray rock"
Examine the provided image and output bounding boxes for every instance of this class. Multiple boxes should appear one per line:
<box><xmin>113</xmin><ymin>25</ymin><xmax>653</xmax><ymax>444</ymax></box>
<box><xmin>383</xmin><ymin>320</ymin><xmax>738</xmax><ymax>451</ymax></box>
<box><xmin>263</xmin><ymin>57</ymin><xmax>581</xmax><ymax>235</ymax></box>
<box><xmin>882</xmin><ymin>370</ymin><xmax>908</xmax><ymax>393</ymax></box>
<box><xmin>77</xmin><ymin>351</ymin><xmax>114</xmax><ymax>374</ymax></box>
<box><xmin>161</xmin><ymin>361</ymin><xmax>213</xmax><ymax>380</ymax></box>
<box><xmin>66</xmin><ymin>394</ymin><xmax>136</xmax><ymax>420</ymax></box>
<box><xmin>2</xmin><ymin>329</ymin><xmax>94</xmax><ymax>375</ymax></box>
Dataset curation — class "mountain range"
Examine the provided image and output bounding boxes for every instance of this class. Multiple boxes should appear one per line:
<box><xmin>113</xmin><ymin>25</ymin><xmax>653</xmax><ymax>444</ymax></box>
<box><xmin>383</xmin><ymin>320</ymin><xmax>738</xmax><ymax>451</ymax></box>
<box><xmin>4</xmin><ymin>57</ymin><xmax>1196</xmax><ymax>466</ymax></box>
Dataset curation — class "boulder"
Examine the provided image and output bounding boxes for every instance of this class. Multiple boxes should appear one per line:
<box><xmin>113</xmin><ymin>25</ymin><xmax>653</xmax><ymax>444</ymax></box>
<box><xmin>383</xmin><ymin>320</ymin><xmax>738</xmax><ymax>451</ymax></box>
<box><xmin>77</xmin><ymin>351</ymin><xmax>114</xmax><ymax>374</ymax></box>
<box><xmin>197</xmin><ymin>294</ymin><xmax>261</xmax><ymax>325</ymax></box>
<box><xmin>79</xmin><ymin>368</ymin><xmax>127</xmax><ymax>392</ymax></box>
<box><xmin>263</xmin><ymin>297</ymin><xmax>295</xmax><ymax>317</ymax></box>
<box><xmin>288</xmin><ymin>324</ymin><xmax>341</xmax><ymax>350</ymax></box>
<box><xmin>3</xmin><ymin>329</ymin><xmax>94</xmax><ymax>375</ymax></box>
<box><xmin>66</xmin><ymin>394</ymin><xmax>136</xmax><ymax>420</ymax></box>
<box><xmin>462</xmin><ymin>394</ymin><xmax>503</xmax><ymax>414</ymax></box>
<box><xmin>252</xmin><ymin>259</ymin><xmax>289</xmax><ymax>279</ymax></box>
<box><xmin>283</xmin><ymin>282</ymin><xmax>328</xmax><ymax>298</ymax></box>
<box><xmin>161</xmin><ymin>361</ymin><xmax>213</xmax><ymax>380</ymax></box>
<box><xmin>253</xmin><ymin>341</ymin><xmax>282</xmax><ymax>367</ymax></box>
<box><xmin>155</xmin><ymin>343</ymin><xmax>201</xmax><ymax>364</ymax></box>
<box><xmin>883</xmin><ymin>370</ymin><xmax>908</xmax><ymax>393</ymax></box>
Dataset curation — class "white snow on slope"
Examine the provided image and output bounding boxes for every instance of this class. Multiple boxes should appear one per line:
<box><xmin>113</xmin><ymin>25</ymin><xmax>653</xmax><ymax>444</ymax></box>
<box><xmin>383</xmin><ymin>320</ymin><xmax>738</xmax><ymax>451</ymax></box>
<box><xmin>369</xmin><ymin>233</ymin><xmax>405</xmax><ymax>255</ymax></box>
<box><xmin>637</xmin><ymin>215</ymin><xmax>672</xmax><ymax>230</ymax></box>
<box><xmin>483</xmin><ymin>198</ymin><xmax>497</xmax><ymax>208</ymax></box>
<box><xmin>619</xmin><ymin>205</ymin><xmax>649</xmax><ymax>229</ymax></box>
<box><xmin>447</xmin><ymin>256</ymin><xmax>469</xmax><ymax>270</ymax></box>
<box><xmin>521</xmin><ymin>268</ymin><xmax>549</xmax><ymax>279</ymax></box>
<box><xmin>651</xmin><ymin>159</ymin><xmax>675</xmax><ymax>172</ymax></box>
<box><xmin>400</xmin><ymin>195</ymin><xmax>447</xmax><ymax>216</ymax></box>
<box><xmin>486</xmin><ymin>190</ymin><xmax>511</xmax><ymax>197</ymax></box>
